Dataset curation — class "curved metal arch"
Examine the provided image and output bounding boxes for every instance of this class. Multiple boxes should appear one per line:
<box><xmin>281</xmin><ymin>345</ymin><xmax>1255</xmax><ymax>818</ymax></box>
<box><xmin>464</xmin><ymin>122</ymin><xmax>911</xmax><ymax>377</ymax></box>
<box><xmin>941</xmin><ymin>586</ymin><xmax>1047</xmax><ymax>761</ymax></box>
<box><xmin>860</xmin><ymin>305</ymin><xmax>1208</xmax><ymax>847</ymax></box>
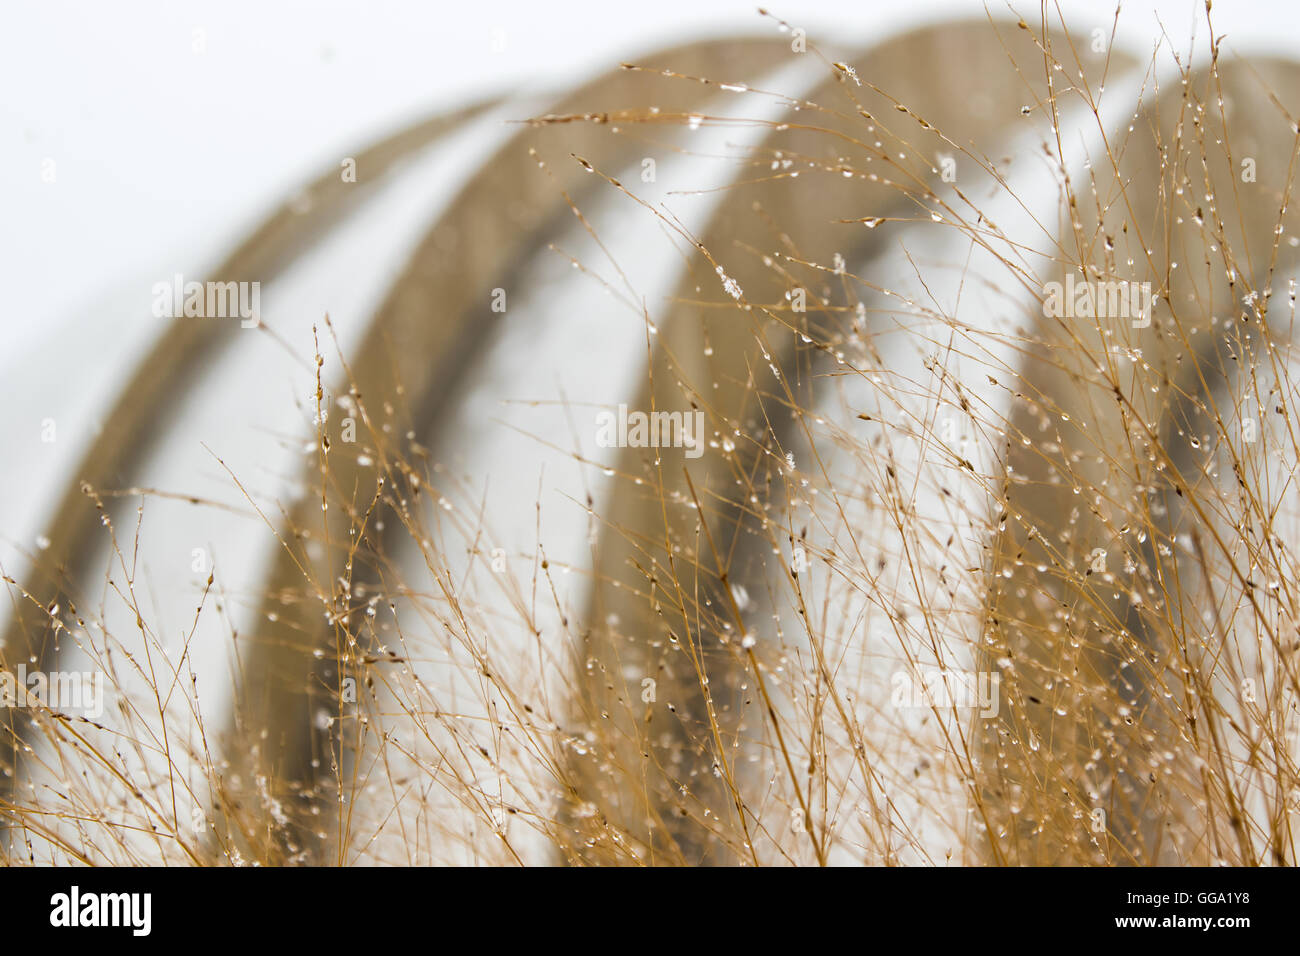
<box><xmin>8</xmin><ymin>16</ymin><xmax>1297</xmax><ymax>870</ymax></box>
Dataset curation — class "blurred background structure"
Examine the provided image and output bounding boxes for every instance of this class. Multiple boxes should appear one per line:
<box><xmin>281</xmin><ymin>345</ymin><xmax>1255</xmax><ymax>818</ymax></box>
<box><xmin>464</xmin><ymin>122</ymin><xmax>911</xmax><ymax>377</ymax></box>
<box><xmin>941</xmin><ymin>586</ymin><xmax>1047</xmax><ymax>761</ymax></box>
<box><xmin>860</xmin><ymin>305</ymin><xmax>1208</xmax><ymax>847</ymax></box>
<box><xmin>3</xmin><ymin>2</ymin><xmax>1300</xmax><ymax>866</ymax></box>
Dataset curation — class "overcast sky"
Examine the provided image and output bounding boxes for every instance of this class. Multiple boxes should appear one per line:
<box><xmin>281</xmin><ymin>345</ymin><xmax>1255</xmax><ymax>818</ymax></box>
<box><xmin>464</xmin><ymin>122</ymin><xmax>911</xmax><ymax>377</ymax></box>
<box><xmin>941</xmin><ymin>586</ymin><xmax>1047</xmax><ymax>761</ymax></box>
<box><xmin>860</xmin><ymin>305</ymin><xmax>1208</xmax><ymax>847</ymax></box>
<box><xmin>3</xmin><ymin>0</ymin><xmax>1299</xmax><ymax>358</ymax></box>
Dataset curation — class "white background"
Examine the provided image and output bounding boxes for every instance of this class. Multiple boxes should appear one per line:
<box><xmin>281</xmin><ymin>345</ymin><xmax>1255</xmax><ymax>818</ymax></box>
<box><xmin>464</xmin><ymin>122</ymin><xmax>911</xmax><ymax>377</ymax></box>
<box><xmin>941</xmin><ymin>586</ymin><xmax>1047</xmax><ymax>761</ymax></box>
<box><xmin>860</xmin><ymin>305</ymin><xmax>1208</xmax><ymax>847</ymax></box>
<box><xmin>2</xmin><ymin>0</ymin><xmax>1298</xmax><ymax>355</ymax></box>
